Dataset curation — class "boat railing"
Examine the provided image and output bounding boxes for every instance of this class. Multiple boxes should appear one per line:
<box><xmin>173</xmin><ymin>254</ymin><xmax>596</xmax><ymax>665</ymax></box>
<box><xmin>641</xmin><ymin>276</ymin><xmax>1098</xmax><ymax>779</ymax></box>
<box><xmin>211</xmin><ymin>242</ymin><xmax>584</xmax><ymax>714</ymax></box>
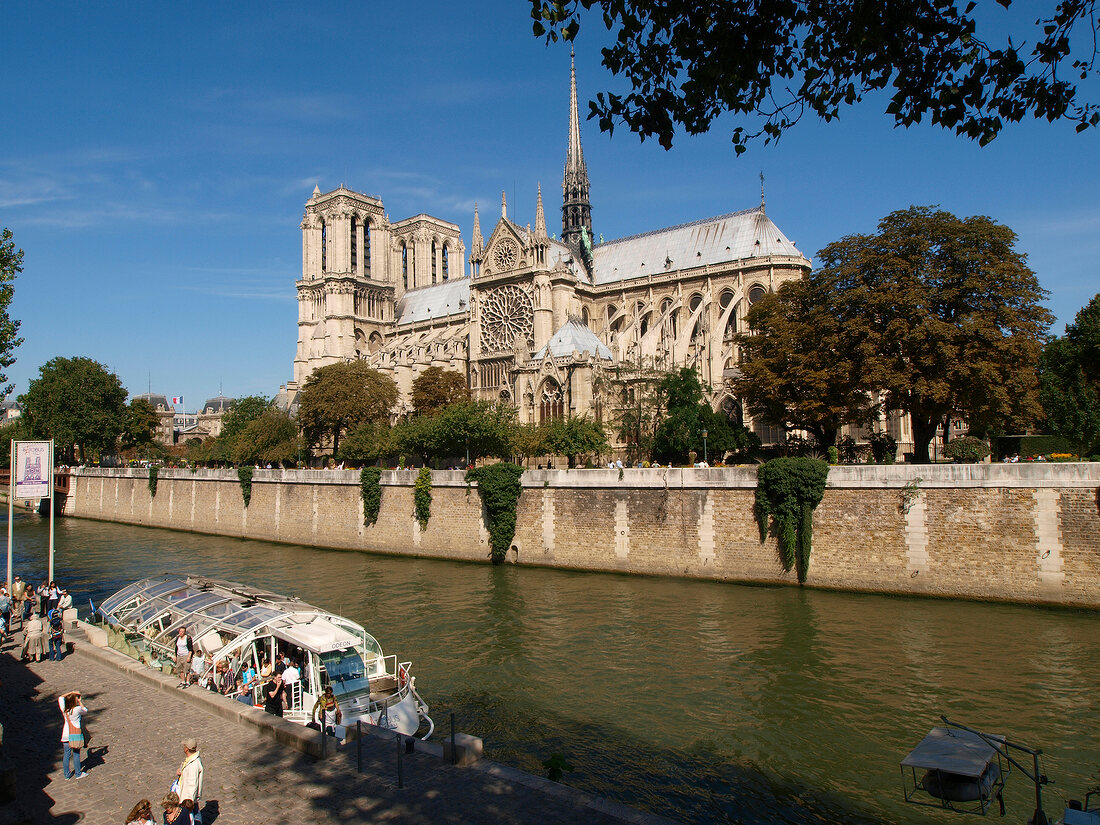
<box><xmin>285</xmin><ymin>680</ymin><xmax>308</xmax><ymax>722</ymax></box>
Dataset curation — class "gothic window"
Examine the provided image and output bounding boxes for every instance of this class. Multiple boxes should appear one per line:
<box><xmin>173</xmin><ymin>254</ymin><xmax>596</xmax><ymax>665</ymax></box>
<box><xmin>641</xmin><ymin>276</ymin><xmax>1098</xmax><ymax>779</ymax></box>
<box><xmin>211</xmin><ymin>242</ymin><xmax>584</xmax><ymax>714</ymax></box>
<box><xmin>402</xmin><ymin>243</ymin><xmax>408</xmax><ymax>290</ymax></box>
<box><xmin>581</xmin><ymin>306</ymin><xmax>589</xmax><ymax>327</ymax></box>
<box><xmin>719</xmin><ymin>289</ymin><xmax>734</xmax><ymax>310</ymax></box>
<box><xmin>689</xmin><ymin>293</ymin><xmax>703</xmax><ymax>313</ymax></box>
<box><xmin>350</xmin><ymin>215</ymin><xmax>357</xmax><ymax>271</ymax></box>
<box><xmin>636</xmin><ymin>301</ymin><xmax>649</xmax><ymax>336</ymax></box>
<box><xmin>539</xmin><ymin>379</ymin><xmax>564</xmax><ymax>422</ymax></box>
<box><xmin>320</xmin><ymin>220</ymin><xmax>327</xmax><ymax>272</ymax></box>
<box><xmin>749</xmin><ymin>284</ymin><xmax>767</xmax><ymax>304</ymax></box>
<box><xmin>480</xmin><ymin>285</ymin><xmax>534</xmax><ymax>352</ymax></box>
<box><xmin>364</xmin><ymin>221</ymin><xmax>371</xmax><ymax>277</ymax></box>
<box><xmin>660</xmin><ymin>298</ymin><xmax>678</xmax><ymax>339</ymax></box>
<box><xmin>726</xmin><ymin>300</ymin><xmax>741</xmax><ymax>339</ymax></box>
<box><xmin>432</xmin><ymin>240</ymin><xmax>438</xmax><ymax>284</ymax></box>
<box><xmin>442</xmin><ymin>244</ymin><xmax>449</xmax><ymax>280</ymax></box>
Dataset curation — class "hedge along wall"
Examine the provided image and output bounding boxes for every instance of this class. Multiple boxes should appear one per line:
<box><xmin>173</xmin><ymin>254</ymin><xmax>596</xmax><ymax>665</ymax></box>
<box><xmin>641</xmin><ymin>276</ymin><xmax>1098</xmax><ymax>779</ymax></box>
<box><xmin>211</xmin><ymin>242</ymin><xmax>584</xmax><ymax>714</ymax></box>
<box><xmin>64</xmin><ymin>464</ymin><xmax>1100</xmax><ymax>608</ymax></box>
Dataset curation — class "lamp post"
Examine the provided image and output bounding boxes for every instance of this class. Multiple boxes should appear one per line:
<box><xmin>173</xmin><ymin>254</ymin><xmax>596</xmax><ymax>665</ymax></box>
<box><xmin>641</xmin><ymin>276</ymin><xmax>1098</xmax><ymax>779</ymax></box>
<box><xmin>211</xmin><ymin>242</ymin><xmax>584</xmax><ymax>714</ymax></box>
<box><xmin>702</xmin><ymin>429</ymin><xmax>708</xmax><ymax>464</ymax></box>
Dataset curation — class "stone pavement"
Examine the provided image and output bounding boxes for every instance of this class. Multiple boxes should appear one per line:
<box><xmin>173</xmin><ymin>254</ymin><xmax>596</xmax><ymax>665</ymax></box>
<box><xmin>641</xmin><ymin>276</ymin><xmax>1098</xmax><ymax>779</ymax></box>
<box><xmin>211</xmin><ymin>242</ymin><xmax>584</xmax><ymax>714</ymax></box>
<box><xmin>0</xmin><ymin>627</ymin><xmax>676</xmax><ymax>825</ymax></box>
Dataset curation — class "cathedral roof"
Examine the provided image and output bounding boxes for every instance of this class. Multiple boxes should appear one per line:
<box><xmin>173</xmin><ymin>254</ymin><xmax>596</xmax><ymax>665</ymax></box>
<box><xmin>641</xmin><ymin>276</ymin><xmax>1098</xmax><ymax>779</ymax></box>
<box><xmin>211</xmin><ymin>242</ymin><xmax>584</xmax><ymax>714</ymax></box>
<box><xmin>396</xmin><ymin>279</ymin><xmax>470</xmax><ymax>325</ymax></box>
<box><xmin>590</xmin><ymin>207</ymin><xmax>804</xmax><ymax>285</ymax></box>
<box><xmin>534</xmin><ymin>318</ymin><xmax>613</xmax><ymax>361</ymax></box>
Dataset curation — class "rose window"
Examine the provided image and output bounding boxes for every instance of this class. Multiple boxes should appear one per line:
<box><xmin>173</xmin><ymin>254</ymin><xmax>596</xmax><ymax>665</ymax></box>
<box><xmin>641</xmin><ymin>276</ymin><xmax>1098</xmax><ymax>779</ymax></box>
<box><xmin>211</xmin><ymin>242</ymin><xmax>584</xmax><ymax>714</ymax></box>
<box><xmin>493</xmin><ymin>240</ymin><xmax>518</xmax><ymax>270</ymax></box>
<box><xmin>480</xmin><ymin>285</ymin><xmax>534</xmax><ymax>352</ymax></box>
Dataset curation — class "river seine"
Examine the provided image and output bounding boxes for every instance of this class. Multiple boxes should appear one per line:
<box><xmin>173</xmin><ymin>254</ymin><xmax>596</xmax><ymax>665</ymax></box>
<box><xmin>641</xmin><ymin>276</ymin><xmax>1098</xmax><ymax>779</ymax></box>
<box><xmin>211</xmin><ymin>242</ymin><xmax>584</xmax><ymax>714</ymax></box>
<box><xmin>7</xmin><ymin>512</ymin><xmax>1099</xmax><ymax>824</ymax></box>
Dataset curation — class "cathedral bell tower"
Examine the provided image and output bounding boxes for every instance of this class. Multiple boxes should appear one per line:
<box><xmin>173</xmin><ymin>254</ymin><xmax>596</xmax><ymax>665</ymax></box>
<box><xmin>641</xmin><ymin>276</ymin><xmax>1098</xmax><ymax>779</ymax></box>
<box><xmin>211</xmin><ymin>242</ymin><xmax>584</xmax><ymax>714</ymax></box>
<box><xmin>561</xmin><ymin>48</ymin><xmax>593</xmax><ymax>250</ymax></box>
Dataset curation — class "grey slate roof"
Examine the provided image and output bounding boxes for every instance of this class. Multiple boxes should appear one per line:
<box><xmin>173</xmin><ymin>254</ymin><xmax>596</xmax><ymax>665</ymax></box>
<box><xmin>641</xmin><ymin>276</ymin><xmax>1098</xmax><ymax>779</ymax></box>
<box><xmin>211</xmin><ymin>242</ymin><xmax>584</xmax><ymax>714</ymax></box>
<box><xmin>590</xmin><ymin>207</ymin><xmax>803</xmax><ymax>285</ymax></box>
<box><xmin>534</xmin><ymin>319</ymin><xmax>613</xmax><ymax>360</ymax></box>
<box><xmin>396</xmin><ymin>279</ymin><xmax>470</xmax><ymax>325</ymax></box>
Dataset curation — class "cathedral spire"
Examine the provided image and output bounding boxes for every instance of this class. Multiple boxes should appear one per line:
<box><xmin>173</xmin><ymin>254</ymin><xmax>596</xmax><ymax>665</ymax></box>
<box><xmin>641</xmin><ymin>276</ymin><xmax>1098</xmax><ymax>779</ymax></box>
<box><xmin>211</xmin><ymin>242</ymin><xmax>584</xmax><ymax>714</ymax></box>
<box><xmin>471</xmin><ymin>202</ymin><xmax>483</xmax><ymax>257</ymax></box>
<box><xmin>562</xmin><ymin>47</ymin><xmax>592</xmax><ymax>248</ymax></box>
<box><xmin>535</xmin><ymin>182</ymin><xmax>547</xmax><ymax>239</ymax></box>
<box><xmin>501</xmin><ymin>190</ymin><xmax>508</xmax><ymax>220</ymax></box>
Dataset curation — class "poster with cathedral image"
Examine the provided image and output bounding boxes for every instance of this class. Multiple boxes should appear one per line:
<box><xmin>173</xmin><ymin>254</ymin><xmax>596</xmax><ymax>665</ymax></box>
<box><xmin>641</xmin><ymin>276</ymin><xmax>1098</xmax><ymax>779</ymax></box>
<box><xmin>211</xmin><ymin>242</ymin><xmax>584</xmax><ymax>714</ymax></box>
<box><xmin>13</xmin><ymin>440</ymin><xmax>52</xmax><ymax>500</ymax></box>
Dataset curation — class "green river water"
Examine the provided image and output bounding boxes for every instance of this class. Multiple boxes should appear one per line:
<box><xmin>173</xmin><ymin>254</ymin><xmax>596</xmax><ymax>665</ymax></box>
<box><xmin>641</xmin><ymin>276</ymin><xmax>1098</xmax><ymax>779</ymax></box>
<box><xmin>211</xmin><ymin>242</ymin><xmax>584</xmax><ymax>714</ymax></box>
<box><xmin>6</xmin><ymin>511</ymin><xmax>1099</xmax><ymax>824</ymax></box>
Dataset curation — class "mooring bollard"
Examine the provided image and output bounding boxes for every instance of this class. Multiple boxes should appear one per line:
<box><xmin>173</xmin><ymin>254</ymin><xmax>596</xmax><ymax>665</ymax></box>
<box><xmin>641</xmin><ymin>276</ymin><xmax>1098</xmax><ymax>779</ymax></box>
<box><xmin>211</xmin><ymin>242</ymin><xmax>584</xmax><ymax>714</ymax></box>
<box><xmin>450</xmin><ymin>712</ymin><xmax>456</xmax><ymax>765</ymax></box>
<box><xmin>356</xmin><ymin>720</ymin><xmax>362</xmax><ymax>774</ymax></box>
<box><xmin>397</xmin><ymin>732</ymin><xmax>404</xmax><ymax>789</ymax></box>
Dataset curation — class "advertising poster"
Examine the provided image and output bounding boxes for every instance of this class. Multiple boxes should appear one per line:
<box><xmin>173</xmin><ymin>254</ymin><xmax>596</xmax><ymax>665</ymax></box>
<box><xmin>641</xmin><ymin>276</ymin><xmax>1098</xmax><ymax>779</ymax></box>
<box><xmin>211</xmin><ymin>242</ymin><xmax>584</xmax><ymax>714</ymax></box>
<box><xmin>14</xmin><ymin>440</ymin><xmax>52</xmax><ymax>500</ymax></box>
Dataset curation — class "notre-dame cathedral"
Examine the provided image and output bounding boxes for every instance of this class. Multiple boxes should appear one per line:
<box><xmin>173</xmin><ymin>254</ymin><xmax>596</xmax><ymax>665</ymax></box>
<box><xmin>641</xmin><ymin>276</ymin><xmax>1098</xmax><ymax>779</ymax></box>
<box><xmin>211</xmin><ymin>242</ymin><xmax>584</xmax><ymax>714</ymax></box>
<box><xmin>286</xmin><ymin>56</ymin><xmax>817</xmax><ymax>448</ymax></box>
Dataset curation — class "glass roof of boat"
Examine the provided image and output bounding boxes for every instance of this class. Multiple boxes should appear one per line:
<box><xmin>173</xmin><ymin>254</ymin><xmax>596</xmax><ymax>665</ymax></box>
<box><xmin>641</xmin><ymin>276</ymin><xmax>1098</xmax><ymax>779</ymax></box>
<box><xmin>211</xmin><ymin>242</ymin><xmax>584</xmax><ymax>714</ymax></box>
<box><xmin>98</xmin><ymin>575</ymin><xmax>372</xmax><ymax>657</ymax></box>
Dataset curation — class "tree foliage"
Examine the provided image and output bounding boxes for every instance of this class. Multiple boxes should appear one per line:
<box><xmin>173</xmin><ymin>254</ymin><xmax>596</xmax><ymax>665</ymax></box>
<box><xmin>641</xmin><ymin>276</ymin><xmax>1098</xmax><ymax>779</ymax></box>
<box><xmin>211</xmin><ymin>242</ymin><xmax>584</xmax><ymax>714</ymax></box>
<box><xmin>0</xmin><ymin>228</ymin><xmax>24</xmax><ymax>399</ymax></box>
<box><xmin>414</xmin><ymin>466</ymin><xmax>433</xmax><ymax>528</ymax></box>
<box><xmin>360</xmin><ymin>466</ymin><xmax>383</xmax><ymax>526</ymax></box>
<box><xmin>233</xmin><ymin>408</ymin><xmax>301</xmax><ymax>466</ymax></box>
<box><xmin>815</xmin><ymin>206</ymin><xmax>1050</xmax><ymax>463</ymax></box>
<box><xmin>754</xmin><ymin>457</ymin><xmax>829</xmax><ymax>583</ymax></box>
<box><xmin>1039</xmin><ymin>293</ymin><xmax>1100</xmax><ymax>454</ymax></box>
<box><xmin>427</xmin><ymin>401</ymin><xmax>516</xmax><ymax>463</ymax></box>
<box><xmin>219</xmin><ymin>395</ymin><xmax>271</xmax><ymax>443</ymax></box>
<box><xmin>540</xmin><ymin>415</ymin><xmax>609</xmax><ymax>467</ymax></box>
<box><xmin>20</xmin><ymin>356</ymin><xmax>128</xmax><ymax>463</ymax></box>
<box><xmin>736</xmin><ymin>274</ymin><xmax>881</xmax><ymax>448</ymax></box>
<box><xmin>297</xmin><ymin>362</ymin><xmax>398</xmax><ymax>454</ymax></box>
<box><xmin>121</xmin><ymin>398</ymin><xmax>160</xmax><ymax>452</ymax></box>
<box><xmin>944</xmin><ymin>435</ymin><xmax>992</xmax><ymax>462</ymax></box>
<box><xmin>411</xmin><ymin>367</ymin><xmax>470</xmax><ymax>415</ymax></box>
<box><xmin>652</xmin><ymin>368</ymin><xmax>756</xmax><ymax>463</ymax></box>
<box><xmin>531</xmin><ymin>0</ymin><xmax>1100</xmax><ymax>152</ymax></box>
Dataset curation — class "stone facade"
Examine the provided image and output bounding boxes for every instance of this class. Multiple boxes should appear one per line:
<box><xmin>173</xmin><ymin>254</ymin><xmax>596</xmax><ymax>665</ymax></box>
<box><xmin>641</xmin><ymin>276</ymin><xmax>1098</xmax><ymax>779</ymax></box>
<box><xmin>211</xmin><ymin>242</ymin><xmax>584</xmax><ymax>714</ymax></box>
<box><xmin>286</xmin><ymin>55</ymin><xmax>811</xmax><ymax>444</ymax></box>
<box><xmin>65</xmin><ymin>464</ymin><xmax>1100</xmax><ymax>608</ymax></box>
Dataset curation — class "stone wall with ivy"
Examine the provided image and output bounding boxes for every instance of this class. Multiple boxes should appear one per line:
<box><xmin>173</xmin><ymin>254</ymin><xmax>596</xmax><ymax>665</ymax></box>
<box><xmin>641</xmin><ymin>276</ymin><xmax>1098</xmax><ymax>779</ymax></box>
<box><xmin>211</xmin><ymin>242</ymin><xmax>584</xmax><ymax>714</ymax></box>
<box><xmin>63</xmin><ymin>464</ymin><xmax>1100</xmax><ymax>608</ymax></box>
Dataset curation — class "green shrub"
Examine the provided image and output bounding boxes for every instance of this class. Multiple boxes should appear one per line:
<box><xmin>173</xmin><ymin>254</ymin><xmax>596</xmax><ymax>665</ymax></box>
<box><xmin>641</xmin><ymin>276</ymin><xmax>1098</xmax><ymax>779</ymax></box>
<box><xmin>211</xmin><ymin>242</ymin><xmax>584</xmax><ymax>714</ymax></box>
<box><xmin>944</xmin><ymin>436</ymin><xmax>991</xmax><ymax>463</ymax></box>
<box><xmin>238</xmin><ymin>466</ymin><xmax>253</xmax><ymax>507</ymax></box>
<box><xmin>466</xmin><ymin>463</ymin><xmax>525</xmax><ymax>563</ymax></box>
<box><xmin>148</xmin><ymin>465</ymin><xmax>158</xmax><ymax>498</ymax></box>
<box><xmin>869</xmin><ymin>431</ymin><xmax>897</xmax><ymax>464</ymax></box>
<box><xmin>754</xmin><ymin>457</ymin><xmax>829</xmax><ymax>584</ymax></box>
<box><xmin>360</xmin><ymin>466</ymin><xmax>382</xmax><ymax>526</ymax></box>
<box><xmin>997</xmin><ymin>434</ymin><xmax>1077</xmax><ymax>459</ymax></box>
<box><xmin>827</xmin><ymin>446</ymin><xmax>838</xmax><ymax>465</ymax></box>
<box><xmin>414</xmin><ymin>467</ymin><xmax>432</xmax><ymax>529</ymax></box>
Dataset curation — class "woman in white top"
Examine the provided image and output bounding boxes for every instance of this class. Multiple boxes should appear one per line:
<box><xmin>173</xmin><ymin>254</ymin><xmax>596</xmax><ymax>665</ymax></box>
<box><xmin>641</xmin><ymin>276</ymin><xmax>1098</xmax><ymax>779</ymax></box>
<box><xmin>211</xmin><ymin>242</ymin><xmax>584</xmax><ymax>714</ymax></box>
<box><xmin>59</xmin><ymin>691</ymin><xmax>88</xmax><ymax>779</ymax></box>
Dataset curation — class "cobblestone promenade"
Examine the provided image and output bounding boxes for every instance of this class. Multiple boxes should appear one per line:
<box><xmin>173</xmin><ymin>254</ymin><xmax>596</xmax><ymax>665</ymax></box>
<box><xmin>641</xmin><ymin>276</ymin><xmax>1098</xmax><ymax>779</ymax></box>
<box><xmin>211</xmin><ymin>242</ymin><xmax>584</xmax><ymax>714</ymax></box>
<box><xmin>0</xmin><ymin>631</ymin><xmax>671</xmax><ymax>825</ymax></box>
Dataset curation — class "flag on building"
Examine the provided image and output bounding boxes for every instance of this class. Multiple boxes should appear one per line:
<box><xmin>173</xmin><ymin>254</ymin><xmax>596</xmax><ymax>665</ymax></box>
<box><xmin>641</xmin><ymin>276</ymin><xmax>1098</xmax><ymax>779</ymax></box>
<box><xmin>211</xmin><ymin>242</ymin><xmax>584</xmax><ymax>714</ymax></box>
<box><xmin>172</xmin><ymin>396</ymin><xmax>184</xmax><ymax>406</ymax></box>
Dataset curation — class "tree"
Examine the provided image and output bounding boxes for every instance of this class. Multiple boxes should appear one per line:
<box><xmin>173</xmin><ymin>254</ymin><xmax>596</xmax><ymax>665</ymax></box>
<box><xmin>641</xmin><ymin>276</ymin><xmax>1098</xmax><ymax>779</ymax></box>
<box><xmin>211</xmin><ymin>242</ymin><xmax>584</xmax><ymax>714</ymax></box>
<box><xmin>233</xmin><ymin>408</ymin><xmax>301</xmax><ymax>466</ymax></box>
<box><xmin>219</xmin><ymin>395</ymin><xmax>271</xmax><ymax>443</ymax></box>
<box><xmin>341</xmin><ymin>420</ymin><xmax>395</xmax><ymax>464</ymax></box>
<box><xmin>19</xmin><ymin>356</ymin><xmax>128</xmax><ymax>463</ymax></box>
<box><xmin>531</xmin><ymin>1</ymin><xmax>1100</xmax><ymax>152</ymax></box>
<box><xmin>818</xmin><ymin>206</ymin><xmax>1052</xmax><ymax>463</ymax></box>
<box><xmin>0</xmin><ymin>228</ymin><xmax>24</xmax><ymax>398</ymax></box>
<box><xmin>411</xmin><ymin>367</ymin><xmax>470</xmax><ymax>415</ymax></box>
<box><xmin>652</xmin><ymin>368</ymin><xmax>755</xmax><ymax>463</ymax></box>
<box><xmin>542</xmin><ymin>415</ymin><xmax>609</xmax><ymax>467</ymax></box>
<box><xmin>430</xmin><ymin>401</ymin><xmax>516</xmax><ymax>463</ymax></box>
<box><xmin>120</xmin><ymin>398</ymin><xmax>159</xmax><ymax>452</ymax></box>
<box><xmin>736</xmin><ymin>273</ymin><xmax>881</xmax><ymax>448</ymax></box>
<box><xmin>296</xmin><ymin>362</ymin><xmax>398</xmax><ymax>454</ymax></box>
<box><xmin>1039</xmin><ymin>293</ymin><xmax>1100</xmax><ymax>454</ymax></box>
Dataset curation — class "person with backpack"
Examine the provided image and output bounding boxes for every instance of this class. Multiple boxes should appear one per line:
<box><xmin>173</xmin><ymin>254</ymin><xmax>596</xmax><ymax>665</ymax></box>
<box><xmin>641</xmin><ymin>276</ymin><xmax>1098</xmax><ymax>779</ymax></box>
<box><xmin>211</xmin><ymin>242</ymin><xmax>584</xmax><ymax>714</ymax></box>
<box><xmin>174</xmin><ymin>626</ymin><xmax>194</xmax><ymax>687</ymax></box>
<box><xmin>47</xmin><ymin>608</ymin><xmax>65</xmax><ymax>660</ymax></box>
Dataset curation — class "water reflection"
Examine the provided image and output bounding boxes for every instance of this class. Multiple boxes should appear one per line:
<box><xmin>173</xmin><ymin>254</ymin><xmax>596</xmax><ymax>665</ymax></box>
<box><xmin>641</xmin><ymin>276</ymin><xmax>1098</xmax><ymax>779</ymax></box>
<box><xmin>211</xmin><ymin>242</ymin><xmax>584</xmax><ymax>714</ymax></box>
<box><xmin>7</xmin><ymin>513</ymin><xmax>1100</xmax><ymax>825</ymax></box>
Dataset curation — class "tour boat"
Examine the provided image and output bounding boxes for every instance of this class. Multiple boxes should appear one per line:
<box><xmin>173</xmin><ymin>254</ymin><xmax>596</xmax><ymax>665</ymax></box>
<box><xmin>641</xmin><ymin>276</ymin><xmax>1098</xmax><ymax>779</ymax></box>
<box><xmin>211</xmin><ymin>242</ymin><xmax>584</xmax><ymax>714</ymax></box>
<box><xmin>97</xmin><ymin>574</ymin><xmax>433</xmax><ymax>738</ymax></box>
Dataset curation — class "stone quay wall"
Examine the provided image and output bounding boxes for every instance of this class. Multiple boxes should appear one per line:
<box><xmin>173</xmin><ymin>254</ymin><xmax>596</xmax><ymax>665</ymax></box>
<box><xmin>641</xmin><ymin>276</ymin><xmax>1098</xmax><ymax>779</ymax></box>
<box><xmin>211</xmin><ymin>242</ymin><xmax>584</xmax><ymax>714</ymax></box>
<box><xmin>65</xmin><ymin>464</ymin><xmax>1100</xmax><ymax>608</ymax></box>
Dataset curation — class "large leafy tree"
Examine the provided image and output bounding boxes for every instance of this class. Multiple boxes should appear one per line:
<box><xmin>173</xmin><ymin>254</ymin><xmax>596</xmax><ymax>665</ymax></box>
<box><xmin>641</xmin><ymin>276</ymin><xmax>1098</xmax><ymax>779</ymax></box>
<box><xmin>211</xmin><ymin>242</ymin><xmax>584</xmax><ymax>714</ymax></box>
<box><xmin>819</xmin><ymin>206</ymin><xmax>1052</xmax><ymax>463</ymax></box>
<box><xmin>219</xmin><ymin>395</ymin><xmax>271</xmax><ymax>443</ymax></box>
<box><xmin>531</xmin><ymin>0</ymin><xmax>1100</xmax><ymax>152</ymax></box>
<box><xmin>429</xmin><ymin>401</ymin><xmax>517</xmax><ymax>463</ymax></box>
<box><xmin>297</xmin><ymin>362</ymin><xmax>398</xmax><ymax>454</ymax></box>
<box><xmin>0</xmin><ymin>228</ymin><xmax>24</xmax><ymax>398</ymax></box>
<box><xmin>411</xmin><ymin>367</ymin><xmax>470</xmax><ymax>415</ymax></box>
<box><xmin>652</xmin><ymin>368</ymin><xmax>755</xmax><ymax>463</ymax></box>
<box><xmin>120</xmin><ymin>398</ymin><xmax>160</xmax><ymax>452</ymax></box>
<box><xmin>736</xmin><ymin>273</ymin><xmax>881</xmax><ymax>448</ymax></box>
<box><xmin>19</xmin><ymin>356</ymin><xmax>128</xmax><ymax>463</ymax></box>
<box><xmin>542</xmin><ymin>415</ymin><xmax>609</xmax><ymax>467</ymax></box>
<box><xmin>1039</xmin><ymin>293</ymin><xmax>1100</xmax><ymax>454</ymax></box>
<box><xmin>233</xmin><ymin>408</ymin><xmax>302</xmax><ymax>466</ymax></box>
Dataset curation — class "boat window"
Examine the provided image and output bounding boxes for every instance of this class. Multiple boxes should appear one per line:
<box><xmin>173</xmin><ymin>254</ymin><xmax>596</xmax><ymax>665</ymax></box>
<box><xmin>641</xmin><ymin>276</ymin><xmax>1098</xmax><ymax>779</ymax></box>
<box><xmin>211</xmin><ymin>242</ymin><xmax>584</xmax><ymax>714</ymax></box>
<box><xmin>225</xmin><ymin>607</ymin><xmax>283</xmax><ymax>631</ymax></box>
<box><xmin>142</xmin><ymin>579</ymin><xmax>192</xmax><ymax>600</ymax></box>
<box><xmin>174</xmin><ymin>592</ymin><xmax>229</xmax><ymax>614</ymax></box>
<box><xmin>100</xmin><ymin>581</ymin><xmax>147</xmax><ymax>614</ymax></box>
<box><xmin>319</xmin><ymin>649</ymin><xmax>371</xmax><ymax>698</ymax></box>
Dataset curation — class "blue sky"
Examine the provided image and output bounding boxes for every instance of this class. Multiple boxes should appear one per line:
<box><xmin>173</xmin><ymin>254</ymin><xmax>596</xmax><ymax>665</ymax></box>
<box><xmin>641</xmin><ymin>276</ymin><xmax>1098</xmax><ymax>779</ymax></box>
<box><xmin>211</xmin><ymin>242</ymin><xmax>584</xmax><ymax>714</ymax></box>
<box><xmin>2</xmin><ymin>1</ymin><xmax>1098</xmax><ymax>410</ymax></box>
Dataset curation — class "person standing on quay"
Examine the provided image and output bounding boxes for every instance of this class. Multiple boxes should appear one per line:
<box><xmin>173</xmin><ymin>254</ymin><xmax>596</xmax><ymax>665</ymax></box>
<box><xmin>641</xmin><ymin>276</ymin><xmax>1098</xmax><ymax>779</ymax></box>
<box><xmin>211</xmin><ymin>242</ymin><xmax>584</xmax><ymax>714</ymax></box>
<box><xmin>262</xmin><ymin>668</ymin><xmax>286</xmax><ymax>717</ymax></box>
<box><xmin>174</xmin><ymin>626</ymin><xmax>194</xmax><ymax>687</ymax></box>
<box><xmin>10</xmin><ymin>576</ymin><xmax>25</xmax><ymax>627</ymax></box>
<box><xmin>47</xmin><ymin>608</ymin><xmax>65</xmax><ymax>660</ymax></box>
<box><xmin>176</xmin><ymin>738</ymin><xmax>204</xmax><ymax>823</ymax></box>
<box><xmin>124</xmin><ymin>798</ymin><xmax>155</xmax><ymax>824</ymax></box>
<box><xmin>58</xmin><ymin>691</ymin><xmax>88</xmax><ymax>779</ymax></box>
